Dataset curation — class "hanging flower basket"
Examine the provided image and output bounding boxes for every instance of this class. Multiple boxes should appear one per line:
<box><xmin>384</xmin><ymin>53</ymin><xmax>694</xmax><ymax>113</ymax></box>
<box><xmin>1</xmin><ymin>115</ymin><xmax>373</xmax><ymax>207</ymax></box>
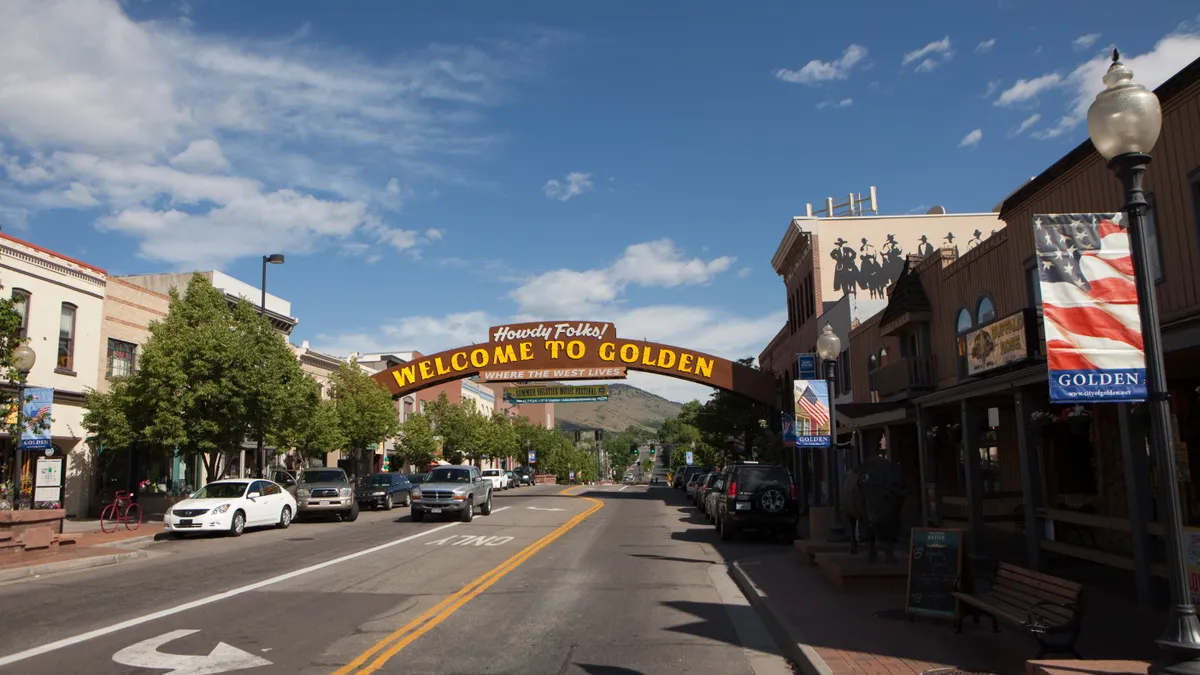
<box><xmin>1030</xmin><ymin>410</ymin><xmax>1057</xmax><ymax>431</ymax></box>
<box><xmin>1062</xmin><ymin>405</ymin><xmax>1092</xmax><ymax>435</ymax></box>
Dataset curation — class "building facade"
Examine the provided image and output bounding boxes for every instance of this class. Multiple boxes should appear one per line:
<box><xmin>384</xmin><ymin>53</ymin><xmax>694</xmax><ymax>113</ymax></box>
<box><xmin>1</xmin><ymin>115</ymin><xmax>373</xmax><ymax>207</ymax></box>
<box><xmin>118</xmin><ymin>271</ymin><xmax>298</xmax><ymax>336</ymax></box>
<box><xmin>1</xmin><ymin>232</ymin><xmax>106</xmax><ymax>518</ymax></box>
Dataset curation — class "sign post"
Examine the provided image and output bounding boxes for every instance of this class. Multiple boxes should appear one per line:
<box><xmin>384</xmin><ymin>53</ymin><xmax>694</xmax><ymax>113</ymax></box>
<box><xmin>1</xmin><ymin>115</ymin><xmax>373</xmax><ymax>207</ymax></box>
<box><xmin>797</xmin><ymin>354</ymin><xmax>818</xmax><ymax>380</ymax></box>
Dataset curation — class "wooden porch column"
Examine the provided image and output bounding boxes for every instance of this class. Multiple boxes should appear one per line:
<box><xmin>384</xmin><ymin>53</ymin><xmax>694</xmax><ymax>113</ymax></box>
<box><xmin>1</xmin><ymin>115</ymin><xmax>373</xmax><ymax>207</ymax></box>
<box><xmin>960</xmin><ymin>400</ymin><xmax>985</xmax><ymax>559</ymax></box>
<box><xmin>1118</xmin><ymin>403</ymin><xmax>1156</xmax><ymax>605</ymax></box>
<box><xmin>916</xmin><ymin>405</ymin><xmax>933</xmax><ymax>526</ymax></box>
<box><xmin>1013</xmin><ymin>388</ymin><xmax>1045</xmax><ymax>571</ymax></box>
<box><xmin>884</xmin><ymin>425</ymin><xmax>894</xmax><ymax>461</ymax></box>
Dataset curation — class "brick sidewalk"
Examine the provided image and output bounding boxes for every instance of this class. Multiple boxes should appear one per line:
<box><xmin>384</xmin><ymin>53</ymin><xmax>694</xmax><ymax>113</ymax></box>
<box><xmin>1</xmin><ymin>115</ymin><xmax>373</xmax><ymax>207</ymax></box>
<box><xmin>0</xmin><ymin>524</ymin><xmax>160</xmax><ymax>574</ymax></box>
<box><xmin>730</xmin><ymin>551</ymin><xmax>1159</xmax><ymax>675</ymax></box>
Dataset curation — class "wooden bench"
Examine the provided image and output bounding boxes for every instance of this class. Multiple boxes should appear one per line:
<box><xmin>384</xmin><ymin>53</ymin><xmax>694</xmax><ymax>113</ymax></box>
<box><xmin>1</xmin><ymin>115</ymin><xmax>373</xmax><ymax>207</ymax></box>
<box><xmin>951</xmin><ymin>562</ymin><xmax>1083</xmax><ymax>659</ymax></box>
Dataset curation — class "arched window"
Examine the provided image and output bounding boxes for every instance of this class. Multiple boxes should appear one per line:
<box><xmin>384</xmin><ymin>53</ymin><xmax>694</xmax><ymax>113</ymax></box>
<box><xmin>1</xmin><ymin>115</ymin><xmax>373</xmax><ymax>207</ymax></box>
<box><xmin>976</xmin><ymin>295</ymin><xmax>996</xmax><ymax>325</ymax></box>
<box><xmin>956</xmin><ymin>308</ymin><xmax>972</xmax><ymax>334</ymax></box>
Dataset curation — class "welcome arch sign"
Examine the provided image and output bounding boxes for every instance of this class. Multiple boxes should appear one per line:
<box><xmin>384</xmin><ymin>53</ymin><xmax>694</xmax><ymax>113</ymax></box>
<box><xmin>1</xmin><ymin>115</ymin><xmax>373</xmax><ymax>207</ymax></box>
<box><xmin>371</xmin><ymin>321</ymin><xmax>778</xmax><ymax>407</ymax></box>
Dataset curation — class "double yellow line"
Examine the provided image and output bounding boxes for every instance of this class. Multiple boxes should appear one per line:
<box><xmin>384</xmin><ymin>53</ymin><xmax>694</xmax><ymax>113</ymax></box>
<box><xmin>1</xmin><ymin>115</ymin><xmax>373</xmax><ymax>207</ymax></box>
<box><xmin>332</xmin><ymin>487</ymin><xmax>604</xmax><ymax>675</ymax></box>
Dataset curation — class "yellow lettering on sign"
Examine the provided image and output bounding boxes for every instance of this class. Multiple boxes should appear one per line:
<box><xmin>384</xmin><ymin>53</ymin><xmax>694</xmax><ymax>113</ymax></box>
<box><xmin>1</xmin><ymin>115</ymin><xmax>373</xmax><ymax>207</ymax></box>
<box><xmin>657</xmin><ymin>349</ymin><xmax>677</xmax><ymax>370</ymax></box>
<box><xmin>566</xmin><ymin>340</ymin><xmax>585</xmax><ymax>359</ymax></box>
<box><xmin>434</xmin><ymin>357</ymin><xmax>451</xmax><ymax>376</ymax></box>
<box><xmin>679</xmin><ymin>353</ymin><xmax>694</xmax><ymax>374</ymax></box>
<box><xmin>419</xmin><ymin>360</ymin><xmax>435</xmax><ymax>380</ymax></box>
<box><xmin>519</xmin><ymin>342</ymin><xmax>534</xmax><ymax>360</ymax></box>
<box><xmin>641</xmin><ymin>346</ymin><xmax>657</xmax><ymax>367</ymax></box>
<box><xmin>599</xmin><ymin>342</ymin><xmax>616</xmax><ymax>362</ymax></box>
<box><xmin>546</xmin><ymin>340</ymin><xmax>565</xmax><ymax>358</ymax></box>
<box><xmin>451</xmin><ymin>352</ymin><xmax>468</xmax><ymax>372</ymax></box>
<box><xmin>695</xmin><ymin>357</ymin><xmax>714</xmax><ymax>379</ymax></box>
<box><xmin>493</xmin><ymin>344</ymin><xmax>517</xmax><ymax>365</ymax></box>
<box><xmin>392</xmin><ymin>364</ymin><xmax>418</xmax><ymax>388</ymax></box>
<box><xmin>470</xmin><ymin>349</ymin><xmax>489</xmax><ymax>369</ymax></box>
<box><xmin>619</xmin><ymin>344</ymin><xmax>639</xmax><ymax>364</ymax></box>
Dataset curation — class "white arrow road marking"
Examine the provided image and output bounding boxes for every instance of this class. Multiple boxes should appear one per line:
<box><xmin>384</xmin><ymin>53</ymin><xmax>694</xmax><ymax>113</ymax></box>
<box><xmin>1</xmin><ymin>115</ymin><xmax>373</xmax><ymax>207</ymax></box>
<box><xmin>112</xmin><ymin>630</ymin><xmax>271</xmax><ymax>675</ymax></box>
<box><xmin>526</xmin><ymin>506</ymin><xmax>565</xmax><ymax>511</ymax></box>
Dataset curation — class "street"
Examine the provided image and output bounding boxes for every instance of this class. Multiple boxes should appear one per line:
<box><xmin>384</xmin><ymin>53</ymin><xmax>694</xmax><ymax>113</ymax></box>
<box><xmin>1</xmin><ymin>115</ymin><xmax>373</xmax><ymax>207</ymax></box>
<box><xmin>0</xmin><ymin>484</ymin><xmax>793</xmax><ymax>675</ymax></box>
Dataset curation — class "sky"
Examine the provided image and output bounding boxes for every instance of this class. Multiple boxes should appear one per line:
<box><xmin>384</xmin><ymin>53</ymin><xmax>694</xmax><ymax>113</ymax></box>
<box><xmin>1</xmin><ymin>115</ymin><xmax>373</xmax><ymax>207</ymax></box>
<box><xmin>1</xmin><ymin>0</ymin><xmax>1199</xmax><ymax>404</ymax></box>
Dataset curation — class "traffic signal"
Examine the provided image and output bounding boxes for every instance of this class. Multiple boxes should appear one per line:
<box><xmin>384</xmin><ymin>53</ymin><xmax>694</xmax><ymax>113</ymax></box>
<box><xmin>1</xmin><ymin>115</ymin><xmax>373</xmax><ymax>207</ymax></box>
<box><xmin>649</xmin><ymin>444</ymin><xmax>656</xmax><ymax>455</ymax></box>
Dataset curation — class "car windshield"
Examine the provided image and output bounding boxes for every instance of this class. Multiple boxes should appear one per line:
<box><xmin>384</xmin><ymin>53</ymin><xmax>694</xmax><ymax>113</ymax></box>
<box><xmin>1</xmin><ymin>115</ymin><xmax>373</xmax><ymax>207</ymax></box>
<box><xmin>482</xmin><ymin>470</ymin><xmax>500</xmax><ymax>476</ymax></box>
<box><xmin>428</xmin><ymin>468</ymin><xmax>472</xmax><ymax>483</ymax></box>
<box><xmin>737</xmin><ymin>466</ymin><xmax>791</xmax><ymax>492</ymax></box>
<box><xmin>365</xmin><ymin>474</ymin><xmax>393</xmax><ymax>486</ymax></box>
<box><xmin>300</xmin><ymin>470</ymin><xmax>347</xmax><ymax>484</ymax></box>
<box><xmin>192</xmin><ymin>483</ymin><xmax>248</xmax><ymax>499</ymax></box>
<box><xmin>409</xmin><ymin>474</ymin><xmax>429</xmax><ymax>484</ymax></box>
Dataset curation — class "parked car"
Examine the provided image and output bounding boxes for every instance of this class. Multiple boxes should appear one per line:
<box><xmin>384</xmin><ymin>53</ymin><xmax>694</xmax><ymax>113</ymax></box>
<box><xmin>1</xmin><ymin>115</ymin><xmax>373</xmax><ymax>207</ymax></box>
<box><xmin>505</xmin><ymin>470</ymin><xmax>519</xmax><ymax>488</ymax></box>
<box><xmin>410</xmin><ymin>465</ymin><xmax>493</xmax><ymax>522</ymax></box>
<box><xmin>704</xmin><ymin>477</ymin><xmax>722</xmax><ymax>522</ymax></box>
<box><xmin>295</xmin><ymin>467</ymin><xmax>358</xmax><ymax>522</ymax></box>
<box><xmin>712</xmin><ymin>462</ymin><xmax>797</xmax><ymax>542</ymax></box>
<box><xmin>685</xmin><ymin>472</ymin><xmax>707</xmax><ymax>501</ymax></box>
<box><xmin>481</xmin><ymin>468</ymin><xmax>510</xmax><ymax>490</ymax></box>
<box><xmin>699</xmin><ymin>473</ymin><xmax>721</xmax><ymax>519</ymax></box>
<box><xmin>165</xmin><ymin>479</ymin><xmax>296</xmax><ymax>537</ymax></box>
<box><xmin>356</xmin><ymin>473</ymin><xmax>413</xmax><ymax>510</ymax></box>
<box><xmin>408</xmin><ymin>473</ymin><xmax>430</xmax><ymax>485</ymax></box>
<box><xmin>512</xmin><ymin>467</ymin><xmax>535</xmax><ymax>486</ymax></box>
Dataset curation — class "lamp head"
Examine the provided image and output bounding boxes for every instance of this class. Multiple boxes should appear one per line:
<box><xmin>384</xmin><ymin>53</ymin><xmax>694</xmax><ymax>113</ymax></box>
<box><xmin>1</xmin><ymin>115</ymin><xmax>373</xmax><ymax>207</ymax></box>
<box><xmin>1086</xmin><ymin>49</ymin><xmax>1163</xmax><ymax>161</ymax></box>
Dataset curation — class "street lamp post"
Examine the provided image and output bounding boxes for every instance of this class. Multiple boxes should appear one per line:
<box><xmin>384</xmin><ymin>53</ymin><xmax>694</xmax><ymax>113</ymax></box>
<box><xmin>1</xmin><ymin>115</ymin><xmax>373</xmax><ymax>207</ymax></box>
<box><xmin>816</xmin><ymin>324</ymin><xmax>843</xmax><ymax>530</ymax></box>
<box><xmin>1088</xmin><ymin>50</ymin><xmax>1200</xmax><ymax>674</ymax></box>
<box><xmin>10</xmin><ymin>344</ymin><xmax>36</xmax><ymax>511</ymax></box>
<box><xmin>257</xmin><ymin>254</ymin><xmax>285</xmax><ymax>477</ymax></box>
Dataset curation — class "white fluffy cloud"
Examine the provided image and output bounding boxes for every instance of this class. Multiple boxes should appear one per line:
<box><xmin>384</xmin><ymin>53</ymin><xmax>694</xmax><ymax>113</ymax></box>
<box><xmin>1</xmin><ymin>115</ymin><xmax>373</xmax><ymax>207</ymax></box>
<box><xmin>958</xmin><ymin>128</ymin><xmax>983</xmax><ymax>148</ymax></box>
<box><xmin>0</xmin><ymin>0</ymin><xmax>551</xmax><ymax>267</ymax></box>
<box><xmin>542</xmin><ymin>172</ymin><xmax>593</xmax><ymax>201</ymax></box>
<box><xmin>774</xmin><ymin>44</ymin><xmax>868</xmax><ymax>85</ymax></box>
<box><xmin>1073</xmin><ymin>33</ymin><xmax>1102</xmax><ymax>52</ymax></box>
<box><xmin>995</xmin><ymin>23</ymin><xmax>1200</xmax><ymax>140</ymax></box>
<box><xmin>903</xmin><ymin>36</ymin><xmax>953</xmax><ymax>72</ymax></box>
<box><xmin>1010</xmin><ymin>113</ymin><xmax>1042</xmax><ymax>137</ymax></box>
<box><xmin>817</xmin><ymin>98</ymin><xmax>854</xmax><ymax>110</ymax></box>
<box><xmin>976</xmin><ymin>38</ymin><xmax>996</xmax><ymax>54</ymax></box>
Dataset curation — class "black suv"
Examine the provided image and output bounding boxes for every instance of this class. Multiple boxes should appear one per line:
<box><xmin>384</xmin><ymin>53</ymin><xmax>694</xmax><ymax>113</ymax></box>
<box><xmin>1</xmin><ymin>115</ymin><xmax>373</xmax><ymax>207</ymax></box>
<box><xmin>713</xmin><ymin>462</ymin><xmax>796</xmax><ymax>542</ymax></box>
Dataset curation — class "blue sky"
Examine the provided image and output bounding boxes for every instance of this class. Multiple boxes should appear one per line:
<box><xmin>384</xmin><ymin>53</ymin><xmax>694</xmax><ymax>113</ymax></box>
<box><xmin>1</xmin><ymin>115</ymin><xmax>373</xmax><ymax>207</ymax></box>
<box><xmin>2</xmin><ymin>0</ymin><xmax>1199</xmax><ymax>402</ymax></box>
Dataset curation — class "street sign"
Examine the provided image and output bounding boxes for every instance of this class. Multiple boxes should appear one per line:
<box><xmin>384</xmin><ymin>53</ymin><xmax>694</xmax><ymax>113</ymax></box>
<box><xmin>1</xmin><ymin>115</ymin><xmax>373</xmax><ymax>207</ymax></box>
<box><xmin>798</xmin><ymin>353</ymin><xmax>819</xmax><ymax>380</ymax></box>
<box><xmin>569</xmin><ymin>470</ymin><xmax>576</xmax><ymax>481</ymax></box>
<box><xmin>685</xmin><ymin>451</ymin><xmax>694</xmax><ymax>466</ymax></box>
<box><xmin>503</xmin><ymin>384</ymin><xmax>609</xmax><ymax>404</ymax></box>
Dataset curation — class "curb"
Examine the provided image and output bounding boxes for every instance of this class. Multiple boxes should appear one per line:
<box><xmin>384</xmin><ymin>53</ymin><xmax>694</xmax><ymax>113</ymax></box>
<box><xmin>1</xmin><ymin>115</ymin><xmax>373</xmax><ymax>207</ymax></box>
<box><xmin>729</xmin><ymin>558</ymin><xmax>835</xmax><ymax>675</ymax></box>
<box><xmin>0</xmin><ymin>549</ymin><xmax>148</xmax><ymax>583</ymax></box>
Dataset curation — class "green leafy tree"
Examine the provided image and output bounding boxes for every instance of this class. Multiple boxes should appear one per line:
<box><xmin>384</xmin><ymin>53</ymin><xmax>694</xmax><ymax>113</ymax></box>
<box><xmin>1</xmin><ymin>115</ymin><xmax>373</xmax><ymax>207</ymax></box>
<box><xmin>270</xmin><ymin>376</ymin><xmax>344</xmax><ymax>469</ymax></box>
<box><xmin>330</xmin><ymin>357</ymin><xmax>400</xmax><ymax>477</ymax></box>
<box><xmin>1</xmin><ymin>287</ymin><xmax>48</xmax><ymax>507</ymax></box>
<box><xmin>395</xmin><ymin>412</ymin><xmax>439</xmax><ymax>471</ymax></box>
<box><xmin>426</xmin><ymin>393</ymin><xmax>480</xmax><ymax>464</ymax></box>
<box><xmin>480</xmin><ymin>413</ymin><xmax>519</xmax><ymax>465</ymax></box>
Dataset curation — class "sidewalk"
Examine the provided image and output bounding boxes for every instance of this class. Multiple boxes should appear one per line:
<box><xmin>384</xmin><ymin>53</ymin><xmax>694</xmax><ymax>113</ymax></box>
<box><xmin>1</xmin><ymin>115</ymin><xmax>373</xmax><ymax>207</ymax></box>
<box><xmin>0</xmin><ymin>524</ymin><xmax>162</xmax><ymax>582</ymax></box>
<box><xmin>729</xmin><ymin>551</ymin><xmax>1160</xmax><ymax>675</ymax></box>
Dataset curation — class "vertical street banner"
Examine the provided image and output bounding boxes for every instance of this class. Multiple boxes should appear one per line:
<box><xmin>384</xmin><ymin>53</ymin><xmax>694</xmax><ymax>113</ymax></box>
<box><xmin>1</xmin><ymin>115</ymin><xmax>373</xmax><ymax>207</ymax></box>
<box><xmin>1034</xmin><ymin>214</ymin><xmax>1147</xmax><ymax>403</ymax></box>
<box><xmin>528</xmin><ymin>450</ymin><xmax>536</xmax><ymax>464</ymax></box>
<box><xmin>685</xmin><ymin>451</ymin><xmax>694</xmax><ymax>466</ymax></box>
<box><xmin>793</xmin><ymin>380</ymin><xmax>831</xmax><ymax>448</ymax></box>
<box><xmin>19</xmin><ymin>387</ymin><xmax>53</xmax><ymax>450</ymax></box>
<box><xmin>781</xmin><ymin>412</ymin><xmax>797</xmax><ymax>447</ymax></box>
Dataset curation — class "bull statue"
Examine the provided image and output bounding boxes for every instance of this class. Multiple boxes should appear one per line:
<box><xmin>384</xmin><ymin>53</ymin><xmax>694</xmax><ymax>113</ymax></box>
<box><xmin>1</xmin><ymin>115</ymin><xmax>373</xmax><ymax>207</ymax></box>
<box><xmin>839</xmin><ymin>454</ymin><xmax>910</xmax><ymax>564</ymax></box>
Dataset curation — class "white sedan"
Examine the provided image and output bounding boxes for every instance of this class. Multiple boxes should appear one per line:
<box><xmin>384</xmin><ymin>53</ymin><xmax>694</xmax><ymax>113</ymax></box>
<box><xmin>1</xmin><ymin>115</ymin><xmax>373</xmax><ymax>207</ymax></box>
<box><xmin>164</xmin><ymin>479</ymin><xmax>297</xmax><ymax>537</ymax></box>
<box><xmin>481</xmin><ymin>469</ymin><xmax>510</xmax><ymax>490</ymax></box>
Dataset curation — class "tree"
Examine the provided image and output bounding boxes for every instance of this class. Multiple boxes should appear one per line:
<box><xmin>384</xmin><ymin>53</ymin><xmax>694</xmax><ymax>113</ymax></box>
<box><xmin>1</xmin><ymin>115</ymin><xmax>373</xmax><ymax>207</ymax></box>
<box><xmin>330</xmin><ymin>357</ymin><xmax>400</xmax><ymax>477</ymax></box>
<box><xmin>1</xmin><ymin>285</ymin><xmax>45</xmax><ymax>508</ymax></box>
<box><xmin>395</xmin><ymin>412</ymin><xmax>439</xmax><ymax>471</ymax></box>
<box><xmin>480</xmin><ymin>413</ymin><xmax>519</xmax><ymax>465</ymax></box>
<box><xmin>425</xmin><ymin>393</ymin><xmax>480</xmax><ymax>465</ymax></box>
<box><xmin>691</xmin><ymin>358</ymin><xmax>771</xmax><ymax>463</ymax></box>
<box><xmin>269</xmin><ymin>376</ymin><xmax>344</xmax><ymax>469</ymax></box>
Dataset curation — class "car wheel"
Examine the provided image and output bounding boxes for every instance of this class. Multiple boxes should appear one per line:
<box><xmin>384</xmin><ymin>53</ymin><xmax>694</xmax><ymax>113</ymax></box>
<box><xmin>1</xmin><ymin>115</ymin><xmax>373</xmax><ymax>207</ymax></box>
<box><xmin>460</xmin><ymin>498</ymin><xmax>474</xmax><ymax>522</ymax></box>
<box><xmin>481</xmin><ymin>492</ymin><xmax>493</xmax><ymax>516</ymax></box>
<box><xmin>384</xmin><ymin>494</ymin><xmax>394</xmax><ymax>511</ymax></box>
<box><xmin>277</xmin><ymin>506</ymin><xmax>292</xmax><ymax>529</ymax></box>
<box><xmin>343</xmin><ymin>502</ymin><xmax>359</xmax><ymax>523</ymax></box>
<box><xmin>412</xmin><ymin>508</ymin><xmax>424</xmax><ymax>522</ymax></box>
<box><xmin>719</xmin><ymin>518</ymin><xmax>735</xmax><ymax>541</ymax></box>
<box><xmin>403</xmin><ymin>492</ymin><xmax>411</xmax><ymax>506</ymax></box>
<box><xmin>230</xmin><ymin>511</ymin><xmax>246</xmax><ymax>537</ymax></box>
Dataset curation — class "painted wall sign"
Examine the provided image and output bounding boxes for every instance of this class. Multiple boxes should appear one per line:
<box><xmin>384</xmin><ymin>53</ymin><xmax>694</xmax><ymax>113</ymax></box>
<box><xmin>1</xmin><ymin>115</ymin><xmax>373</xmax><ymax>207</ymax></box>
<box><xmin>793</xmin><ymin>380</ymin><xmax>831</xmax><ymax>448</ymax></box>
<box><xmin>963</xmin><ymin>310</ymin><xmax>1030</xmax><ymax>376</ymax></box>
<box><xmin>1033</xmin><ymin>214</ymin><xmax>1147</xmax><ymax>403</ymax></box>
<box><xmin>504</xmin><ymin>384</ymin><xmax>609</xmax><ymax>404</ymax></box>
<box><xmin>373</xmin><ymin>321</ymin><xmax>778</xmax><ymax>406</ymax></box>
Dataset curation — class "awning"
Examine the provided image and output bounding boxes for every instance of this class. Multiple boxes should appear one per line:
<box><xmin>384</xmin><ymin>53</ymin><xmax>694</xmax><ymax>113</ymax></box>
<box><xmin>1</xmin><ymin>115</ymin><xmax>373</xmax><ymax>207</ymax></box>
<box><xmin>835</xmin><ymin>402</ymin><xmax>912</xmax><ymax>430</ymax></box>
<box><xmin>914</xmin><ymin>361</ymin><xmax>1046</xmax><ymax>408</ymax></box>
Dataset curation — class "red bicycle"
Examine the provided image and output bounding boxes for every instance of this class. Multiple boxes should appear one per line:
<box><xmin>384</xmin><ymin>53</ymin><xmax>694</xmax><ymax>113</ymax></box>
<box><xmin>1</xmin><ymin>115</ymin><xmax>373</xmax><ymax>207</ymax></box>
<box><xmin>100</xmin><ymin>490</ymin><xmax>143</xmax><ymax>533</ymax></box>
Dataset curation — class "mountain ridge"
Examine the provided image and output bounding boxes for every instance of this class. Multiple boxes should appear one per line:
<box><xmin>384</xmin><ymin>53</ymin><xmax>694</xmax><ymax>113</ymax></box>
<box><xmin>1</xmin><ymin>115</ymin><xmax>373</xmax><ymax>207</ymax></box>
<box><xmin>553</xmin><ymin>383</ymin><xmax>682</xmax><ymax>432</ymax></box>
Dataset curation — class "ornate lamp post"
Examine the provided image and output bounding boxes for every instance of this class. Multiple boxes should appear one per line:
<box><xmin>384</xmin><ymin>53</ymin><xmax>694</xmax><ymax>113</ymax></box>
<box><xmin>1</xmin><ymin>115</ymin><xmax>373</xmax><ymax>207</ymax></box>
<box><xmin>10</xmin><ymin>344</ymin><xmax>36</xmax><ymax>511</ymax></box>
<box><xmin>816</xmin><ymin>324</ymin><xmax>843</xmax><ymax>523</ymax></box>
<box><xmin>1087</xmin><ymin>50</ymin><xmax>1200</xmax><ymax>674</ymax></box>
<box><xmin>257</xmin><ymin>253</ymin><xmax>285</xmax><ymax>477</ymax></box>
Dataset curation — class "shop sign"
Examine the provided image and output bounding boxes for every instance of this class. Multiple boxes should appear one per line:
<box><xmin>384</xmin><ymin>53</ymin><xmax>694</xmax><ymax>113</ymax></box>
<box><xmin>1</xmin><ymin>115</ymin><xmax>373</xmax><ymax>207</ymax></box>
<box><xmin>504</xmin><ymin>384</ymin><xmax>609</xmax><ymax>404</ymax></box>
<box><xmin>793</xmin><ymin>380</ymin><xmax>831</xmax><ymax>448</ymax></box>
<box><xmin>964</xmin><ymin>311</ymin><xmax>1029</xmax><ymax>377</ymax></box>
<box><xmin>1033</xmin><ymin>213</ymin><xmax>1147</xmax><ymax>403</ymax></box>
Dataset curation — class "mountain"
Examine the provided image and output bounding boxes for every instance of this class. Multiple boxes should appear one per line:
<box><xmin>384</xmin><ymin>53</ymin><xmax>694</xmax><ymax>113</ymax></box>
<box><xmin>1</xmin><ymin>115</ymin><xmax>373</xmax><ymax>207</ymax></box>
<box><xmin>553</xmin><ymin>383</ymin><xmax>682</xmax><ymax>433</ymax></box>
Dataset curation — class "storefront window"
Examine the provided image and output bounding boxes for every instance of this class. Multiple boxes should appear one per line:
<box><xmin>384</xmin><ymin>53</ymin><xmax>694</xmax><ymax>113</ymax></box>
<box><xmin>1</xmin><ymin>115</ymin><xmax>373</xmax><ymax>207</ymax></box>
<box><xmin>107</xmin><ymin>339</ymin><xmax>137</xmax><ymax>378</ymax></box>
<box><xmin>976</xmin><ymin>296</ymin><xmax>996</xmax><ymax>325</ymax></box>
<box><xmin>12</xmin><ymin>289</ymin><xmax>30</xmax><ymax>338</ymax></box>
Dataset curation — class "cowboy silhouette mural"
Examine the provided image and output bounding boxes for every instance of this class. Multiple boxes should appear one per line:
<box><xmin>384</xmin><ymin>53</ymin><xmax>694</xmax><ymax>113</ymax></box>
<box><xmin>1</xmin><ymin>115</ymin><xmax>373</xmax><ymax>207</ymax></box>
<box><xmin>830</xmin><ymin>237</ymin><xmax>859</xmax><ymax>296</ymax></box>
<box><xmin>967</xmin><ymin>229</ymin><xmax>984</xmax><ymax>249</ymax></box>
<box><xmin>881</xmin><ymin>234</ymin><xmax>904</xmax><ymax>282</ymax></box>
<box><xmin>916</xmin><ymin>234</ymin><xmax>935</xmax><ymax>258</ymax></box>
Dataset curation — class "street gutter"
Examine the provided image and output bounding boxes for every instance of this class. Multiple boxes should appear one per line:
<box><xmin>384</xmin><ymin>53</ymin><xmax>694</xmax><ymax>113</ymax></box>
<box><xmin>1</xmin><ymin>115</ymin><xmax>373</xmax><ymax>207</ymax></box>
<box><xmin>0</xmin><ymin>550</ymin><xmax>149</xmax><ymax>584</ymax></box>
<box><xmin>729</xmin><ymin>557</ymin><xmax>834</xmax><ymax>675</ymax></box>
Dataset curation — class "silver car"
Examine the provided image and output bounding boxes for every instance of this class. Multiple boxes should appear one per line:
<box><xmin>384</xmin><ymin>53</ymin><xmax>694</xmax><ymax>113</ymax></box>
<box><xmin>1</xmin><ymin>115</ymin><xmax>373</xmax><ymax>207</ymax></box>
<box><xmin>411</xmin><ymin>465</ymin><xmax>493</xmax><ymax>522</ymax></box>
<box><xmin>295</xmin><ymin>467</ymin><xmax>358</xmax><ymax>522</ymax></box>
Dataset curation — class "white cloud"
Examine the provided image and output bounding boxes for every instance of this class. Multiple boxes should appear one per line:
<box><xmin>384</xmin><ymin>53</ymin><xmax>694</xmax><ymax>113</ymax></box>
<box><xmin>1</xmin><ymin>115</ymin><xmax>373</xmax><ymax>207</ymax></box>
<box><xmin>1010</xmin><ymin>113</ymin><xmax>1042</xmax><ymax>137</ymax></box>
<box><xmin>542</xmin><ymin>172</ymin><xmax>593</xmax><ymax>201</ymax></box>
<box><xmin>903</xmin><ymin>36</ymin><xmax>953</xmax><ymax>72</ymax></box>
<box><xmin>737</xmin><ymin>267</ymin><xmax>752</xmax><ymax>278</ymax></box>
<box><xmin>1072</xmin><ymin>33</ymin><xmax>1101</xmax><ymax>51</ymax></box>
<box><xmin>0</xmin><ymin>0</ymin><xmax>556</xmax><ymax>267</ymax></box>
<box><xmin>774</xmin><ymin>44</ymin><xmax>868</xmax><ymax>85</ymax></box>
<box><xmin>976</xmin><ymin>38</ymin><xmax>996</xmax><ymax>54</ymax></box>
<box><xmin>982</xmin><ymin>79</ymin><xmax>1002</xmax><ymax>99</ymax></box>
<box><xmin>993</xmin><ymin>73</ymin><xmax>1063</xmax><ymax>107</ymax></box>
<box><xmin>508</xmin><ymin>239</ymin><xmax>734</xmax><ymax>316</ymax></box>
<box><xmin>816</xmin><ymin>98</ymin><xmax>853</xmax><ymax>110</ymax></box>
<box><xmin>958</xmin><ymin>128</ymin><xmax>983</xmax><ymax>148</ymax></box>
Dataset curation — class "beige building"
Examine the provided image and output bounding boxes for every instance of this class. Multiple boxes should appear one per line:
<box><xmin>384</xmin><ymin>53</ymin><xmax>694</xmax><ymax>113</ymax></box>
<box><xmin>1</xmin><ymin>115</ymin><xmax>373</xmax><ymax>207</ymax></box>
<box><xmin>1</xmin><ymin>232</ymin><xmax>106</xmax><ymax>518</ymax></box>
<box><xmin>96</xmin><ymin>279</ymin><xmax>170</xmax><ymax>394</ymax></box>
<box><xmin>118</xmin><ymin>270</ymin><xmax>297</xmax><ymax>335</ymax></box>
<box><xmin>291</xmin><ymin>340</ymin><xmax>350</xmax><ymax>470</ymax></box>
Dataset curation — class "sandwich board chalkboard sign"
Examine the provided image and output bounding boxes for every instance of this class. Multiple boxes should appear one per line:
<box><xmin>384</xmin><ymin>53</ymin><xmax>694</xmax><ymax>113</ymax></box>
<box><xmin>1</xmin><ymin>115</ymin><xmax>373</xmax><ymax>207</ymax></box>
<box><xmin>905</xmin><ymin>528</ymin><xmax>963</xmax><ymax>619</ymax></box>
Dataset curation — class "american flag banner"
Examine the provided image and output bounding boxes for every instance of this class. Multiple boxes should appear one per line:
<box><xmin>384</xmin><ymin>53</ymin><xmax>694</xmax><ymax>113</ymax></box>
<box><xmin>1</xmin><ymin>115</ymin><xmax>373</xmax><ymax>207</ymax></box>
<box><xmin>794</xmin><ymin>380</ymin><xmax>831</xmax><ymax>447</ymax></box>
<box><xmin>19</xmin><ymin>387</ymin><xmax>54</xmax><ymax>450</ymax></box>
<box><xmin>1033</xmin><ymin>214</ymin><xmax>1147</xmax><ymax>403</ymax></box>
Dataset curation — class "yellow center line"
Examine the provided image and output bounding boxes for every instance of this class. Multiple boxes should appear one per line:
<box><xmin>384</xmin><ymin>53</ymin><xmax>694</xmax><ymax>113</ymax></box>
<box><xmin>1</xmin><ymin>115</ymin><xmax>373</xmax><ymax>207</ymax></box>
<box><xmin>332</xmin><ymin>486</ymin><xmax>603</xmax><ymax>675</ymax></box>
